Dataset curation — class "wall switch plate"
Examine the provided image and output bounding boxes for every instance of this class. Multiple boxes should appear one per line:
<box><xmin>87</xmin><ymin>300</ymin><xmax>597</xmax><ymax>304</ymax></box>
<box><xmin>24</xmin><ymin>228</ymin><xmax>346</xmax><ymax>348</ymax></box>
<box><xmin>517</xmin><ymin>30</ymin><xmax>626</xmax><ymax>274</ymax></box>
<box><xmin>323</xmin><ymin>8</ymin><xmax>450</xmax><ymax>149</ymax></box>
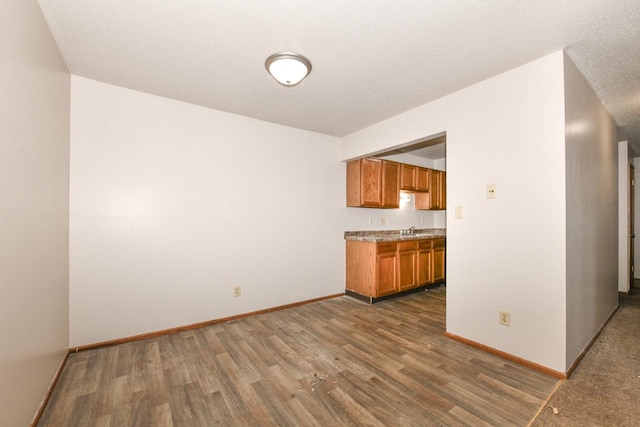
<box><xmin>368</xmin><ymin>217</ymin><xmax>373</xmax><ymax>224</ymax></box>
<box><xmin>499</xmin><ymin>310</ymin><xmax>510</xmax><ymax>326</ymax></box>
<box><xmin>233</xmin><ymin>286</ymin><xmax>241</xmax><ymax>297</ymax></box>
<box><xmin>380</xmin><ymin>217</ymin><xmax>386</xmax><ymax>225</ymax></box>
<box><xmin>487</xmin><ymin>184</ymin><xmax>497</xmax><ymax>199</ymax></box>
<box><xmin>455</xmin><ymin>206</ymin><xmax>463</xmax><ymax>219</ymax></box>
<box><xmin>421</xmin><ymin>217</ymin><xmax>425</xmax><ymax>225</ymax></box>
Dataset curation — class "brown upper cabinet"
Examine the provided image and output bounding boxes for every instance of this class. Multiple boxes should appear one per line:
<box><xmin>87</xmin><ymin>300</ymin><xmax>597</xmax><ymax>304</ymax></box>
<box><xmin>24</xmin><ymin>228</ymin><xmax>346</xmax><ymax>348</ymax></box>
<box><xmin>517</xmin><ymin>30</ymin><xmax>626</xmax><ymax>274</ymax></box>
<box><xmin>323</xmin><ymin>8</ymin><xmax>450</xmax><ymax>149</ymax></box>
<box><xmin>415</xmin><ymin>170</ymin><xmax>446</xmax><ymax>210</ymax></box>
<box><xmin>434</xmin><ymin>169</ymin><xmax>446</xmax><ymax>209</ymax></box>
<box><xmin>400</xmin><ymin>164</ymin><xmax>430</xmax><ymax>192</ymax></box>
<box><xmin>416</xmin><ymin>167</ymin><xmax>430</xmax><ymax>192</ymax></box>
<box><xmin>400</xmin><ymin>164</ymin><xmax>416</xmax><ymax>191</ymax></box>
<box><xmin>347</xmin><ymin>158</ymin><xmax>400</xmax><ymax>208</ymax></box>
<box><xmin>347</xmin><ymin>157</ymin><xmax>444</xmax><ymax>210</ymax></box>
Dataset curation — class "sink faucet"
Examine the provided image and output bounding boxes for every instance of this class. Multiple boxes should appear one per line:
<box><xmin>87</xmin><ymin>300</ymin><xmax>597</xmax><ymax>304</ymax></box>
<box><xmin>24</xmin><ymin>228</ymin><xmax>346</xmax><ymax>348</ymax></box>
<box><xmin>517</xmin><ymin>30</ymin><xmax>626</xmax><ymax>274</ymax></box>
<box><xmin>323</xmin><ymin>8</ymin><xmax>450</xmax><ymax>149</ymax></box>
<box><xmin>402</xmin><ymin>226</ymin><xmax>416</xmax><ymax>235</ymax></box>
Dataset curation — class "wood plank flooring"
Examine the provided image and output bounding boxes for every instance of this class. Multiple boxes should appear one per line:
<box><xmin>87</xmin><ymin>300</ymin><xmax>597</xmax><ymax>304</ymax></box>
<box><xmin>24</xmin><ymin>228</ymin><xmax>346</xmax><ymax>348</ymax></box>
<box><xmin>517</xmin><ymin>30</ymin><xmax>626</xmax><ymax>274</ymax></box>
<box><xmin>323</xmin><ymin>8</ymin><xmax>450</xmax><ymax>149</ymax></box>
<box><xmin>38</xmin><ymin>287</ymin><xmax>558</xmax><ymax>426</ymax></box>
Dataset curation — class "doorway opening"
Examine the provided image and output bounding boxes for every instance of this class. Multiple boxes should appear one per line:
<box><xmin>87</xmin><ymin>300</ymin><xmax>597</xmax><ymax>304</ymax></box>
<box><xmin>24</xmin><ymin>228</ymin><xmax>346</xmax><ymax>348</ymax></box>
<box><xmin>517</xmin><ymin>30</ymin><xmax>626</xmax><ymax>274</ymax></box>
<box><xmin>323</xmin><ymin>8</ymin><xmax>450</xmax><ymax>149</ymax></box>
<box><xmin>374</xmin><ymin>132</ymin><xmax>447</xmax><ymax>317</ymax></box>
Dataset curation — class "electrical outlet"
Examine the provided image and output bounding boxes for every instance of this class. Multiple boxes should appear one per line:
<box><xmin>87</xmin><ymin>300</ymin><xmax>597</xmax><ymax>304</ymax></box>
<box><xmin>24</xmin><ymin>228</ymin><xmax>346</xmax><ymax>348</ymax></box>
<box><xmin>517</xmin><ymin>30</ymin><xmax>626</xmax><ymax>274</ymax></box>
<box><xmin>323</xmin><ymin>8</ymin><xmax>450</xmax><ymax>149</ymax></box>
<box><xmin>368</xmin><ymin>217</ymin><xmax>373</xmax><ymax>224</ymax></box>
<box><xmin>487</xmin><ymin>184</ymin><xmax>497</xmax><ymax>199</ymax></box>
<box><xmin>380</xmin><ymin>217</ymin><xmax>386</xmax><ymax>225</ymax></box>
<box><xmin>233</xmin><ymin>286</ymin><xmax>241</xmax><ymax>297</ymax></box>
<box><xmin>420</xmin><ymin>217</ymin><xmax>425</xmax><ymax>225</ymax></box>
<box><xmin>499</xmin><ymin>310</ymin><xmax>510</xmax><ymax>326</ymax></box>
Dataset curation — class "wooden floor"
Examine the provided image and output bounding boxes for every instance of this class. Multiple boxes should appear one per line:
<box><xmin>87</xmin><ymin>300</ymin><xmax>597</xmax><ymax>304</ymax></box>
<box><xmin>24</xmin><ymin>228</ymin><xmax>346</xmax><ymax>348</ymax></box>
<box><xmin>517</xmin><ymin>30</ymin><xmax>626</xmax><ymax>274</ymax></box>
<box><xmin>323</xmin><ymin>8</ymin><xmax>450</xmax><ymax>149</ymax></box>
<box><xmin>39</xmin><ymin>287</ymin><xmax>558</xmax><ymax>426</ymax></box>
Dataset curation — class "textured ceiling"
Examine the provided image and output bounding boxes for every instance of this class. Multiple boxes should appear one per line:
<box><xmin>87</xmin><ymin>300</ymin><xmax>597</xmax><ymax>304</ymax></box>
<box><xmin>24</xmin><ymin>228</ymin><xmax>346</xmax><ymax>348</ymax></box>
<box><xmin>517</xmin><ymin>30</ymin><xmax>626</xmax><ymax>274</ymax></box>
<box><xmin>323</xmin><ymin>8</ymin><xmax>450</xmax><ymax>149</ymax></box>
<box><xmin>38</xmin><ymin>0</ymin><xmax>640</xmax><ymax>148</ymax></box>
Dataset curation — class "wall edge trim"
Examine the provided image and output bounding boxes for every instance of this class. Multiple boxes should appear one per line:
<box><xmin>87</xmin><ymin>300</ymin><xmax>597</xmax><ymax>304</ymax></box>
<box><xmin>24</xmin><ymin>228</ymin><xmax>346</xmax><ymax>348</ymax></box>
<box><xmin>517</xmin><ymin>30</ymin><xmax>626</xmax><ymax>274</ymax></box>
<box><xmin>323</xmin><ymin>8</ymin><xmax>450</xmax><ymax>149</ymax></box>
<box><xmin>31</xmin><ymin>349</ymin><xmax>71</xmax><ymax>426</ymax></box>
<box><xmin>565</xmin><ymin>302</ymin><xmax>619</xmax><ymax>377</ymax></box>
<box><xmin>72</xmin><ymin>293</ymin><xmax>345</xmax><ymax>352</ymax></box>
<box><xmin>444</xmin><ymin>332</ymin><xmax>567</xmax><ymax>379</ymax></box>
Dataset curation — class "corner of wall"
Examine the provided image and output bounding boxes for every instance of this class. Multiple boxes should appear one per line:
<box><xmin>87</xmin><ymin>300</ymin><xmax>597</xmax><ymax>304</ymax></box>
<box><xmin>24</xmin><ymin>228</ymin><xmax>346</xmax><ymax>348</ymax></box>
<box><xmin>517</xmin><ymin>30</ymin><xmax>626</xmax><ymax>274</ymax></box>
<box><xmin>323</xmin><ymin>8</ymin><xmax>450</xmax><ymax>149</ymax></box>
<box><xmin>619</xmin><ymin>140</ymin><xmax>630</xmax><ymax>292</ymax></box>
<box><xmin>563</xmin><ymin>51</ymin><xmax>619</xmax><ymax>369</ymax></box>
<box><xmin>0</xmin><ymin>1</ymin><xmax>70</xmax><ymax>425</ymax></box>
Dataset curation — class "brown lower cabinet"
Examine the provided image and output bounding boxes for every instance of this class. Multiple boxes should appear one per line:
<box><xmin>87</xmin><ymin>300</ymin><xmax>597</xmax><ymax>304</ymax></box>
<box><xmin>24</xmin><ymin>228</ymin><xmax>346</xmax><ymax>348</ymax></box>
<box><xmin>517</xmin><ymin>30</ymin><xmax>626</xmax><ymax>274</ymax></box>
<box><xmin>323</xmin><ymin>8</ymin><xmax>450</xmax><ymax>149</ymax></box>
<box><xmin>432</xmin><ymin>238</ymin><xmax>445</xmax><ymax>282</ymax></box>
<box><xmin>346</xmin><ymin>238</ymin><xmax>445</xmax><ymax>300</ymax></box>
<box><xmin>376</xmin><ymin>243</ymin><xmax>398</xmax><ymax>296</ymax></box>
<box><xmin>397</xmin><ymin>241</ymin><xmax>418</xmax><ymax>292</ymax></box>
<box><xmin>417</xmin><ymin>240</ymin><xmax>433</xmax><ymax>285</ymax></box>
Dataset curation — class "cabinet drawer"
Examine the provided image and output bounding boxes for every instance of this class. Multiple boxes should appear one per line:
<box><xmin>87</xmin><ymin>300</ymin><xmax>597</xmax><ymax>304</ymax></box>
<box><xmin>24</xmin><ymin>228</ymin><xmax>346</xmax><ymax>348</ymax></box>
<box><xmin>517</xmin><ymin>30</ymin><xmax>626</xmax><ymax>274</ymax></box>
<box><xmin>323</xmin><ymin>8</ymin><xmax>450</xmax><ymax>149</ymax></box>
<box><xmin>377</xmin><ymin>242</ymin><xmax>397</xmax><ymax>253</ymax></box>
<box><xmin>397</xmin><ymin>241</ymin><xmax>418</xmax><ymax>251</ymax></box>
<box><xmin>418</xmin><ymin>240</ymin><xmax>433</xmax><ymax>250</ymax></box>
<box><xmin>432</xmin><ymin>238</ymin><xmax>445</xmax><ymax>249</ymax></box>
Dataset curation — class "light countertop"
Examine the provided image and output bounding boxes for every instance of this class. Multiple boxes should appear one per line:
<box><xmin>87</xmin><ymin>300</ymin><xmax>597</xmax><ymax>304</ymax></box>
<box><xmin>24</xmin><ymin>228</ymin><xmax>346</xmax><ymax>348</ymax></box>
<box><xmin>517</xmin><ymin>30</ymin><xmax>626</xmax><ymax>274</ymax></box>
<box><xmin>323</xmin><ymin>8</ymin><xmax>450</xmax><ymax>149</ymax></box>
<box><xmin>344</xmin><ymin>228</ymin><xmax>446</xmax><ymax>242</ymax></box>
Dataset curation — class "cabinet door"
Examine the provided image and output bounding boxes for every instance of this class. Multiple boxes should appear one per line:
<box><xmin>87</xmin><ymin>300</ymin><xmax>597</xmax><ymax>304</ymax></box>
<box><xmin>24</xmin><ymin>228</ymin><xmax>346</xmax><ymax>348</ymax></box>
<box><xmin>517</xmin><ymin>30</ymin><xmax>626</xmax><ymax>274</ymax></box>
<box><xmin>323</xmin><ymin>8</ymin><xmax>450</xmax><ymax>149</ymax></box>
<box><xmin>347</xmin><ymin>159</ymin><xmax>382</xmax><ymax>207</ymax></box>
<box><xmin>417</xmin><ymin>240</ymin><xmax>433</xmax><ymax>285</ymax></box>
<box><xmin>416</xmin><ymin>170</ymin><xmax>445</xmax><ymax>210</ymax></box>
<box><xmin>382</xmin><ymin>161</ymin><xmax>400</xmax><ymax>208</ymax></box>
<box><xmin>347</xmin><ymin>158</ymin><xmax>399</xmax><ymax>208</ymax></box>
<box><xmin>397</xmin><ymin>241</ymin><xmax>417</xmax><ymax>291</ymax></box>
<box><xmin>414</xmin><ymin>192</ymin><xmax>430</xmax><ymax>210</ymax></box>
<box><xmin>400</xmin><ymin>164</ymin><xmax>417</xmax><ymax>191</ymax></box>
<box><xmin>429</xmin><ymin>170</ymin><xmax>442</xmax><ymax>209</ymax></box>
<box><xmin>432</xmin><ymin>239</ymin><xmax>445</xmax><ymax>282</ymax></box>
<box><xmin>361</xmin><ymin>158</ymin><xmax>383</xmax><ymax>206</ymax></box>
<box><xmin>416</xmin><ymin>167</ymin><xmax>430</xmax><ymax>192</ymax></box>
<box><xmin>440</xmin><ymin>171</ymin><xmax>446</xmax><ymax>209</ymax></box>
<box><xmin>376</xmin><ymin>251</ymin><xmax>398</xmax><ymax>296</ymax></box>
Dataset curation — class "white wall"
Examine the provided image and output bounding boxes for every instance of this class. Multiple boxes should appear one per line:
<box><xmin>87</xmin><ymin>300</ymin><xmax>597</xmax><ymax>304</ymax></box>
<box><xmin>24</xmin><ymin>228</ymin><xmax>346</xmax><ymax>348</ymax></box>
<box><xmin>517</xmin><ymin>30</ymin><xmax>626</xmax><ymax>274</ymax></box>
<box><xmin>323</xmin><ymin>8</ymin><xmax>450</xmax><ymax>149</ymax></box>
<box><xmin>0</xmin><ymin>1</ymin><xmax>70</xmax><ymax>425</ymax></box>
<box><xmin>69</xmin><ymin>77</ymin><xmax>344</xmax><ymax>346</ymax></box>
<box><xmin>564</xmin><ymin>54</ymin><xmax>618</xmax><ymax>367</ymax></box>
<box><xmin>342</xmin><ymin>52</ymin><xmax>568</xmax><ymax>372</ymax></box>
<box><xmin>619</xmin><ymin>142</ymin><xmax>632</xmax><ymax>292</ymax></box>
<box><xmin>343</xmin><ymin>198</ymin><xmax>437</xmax><ymax>231</ymax></box>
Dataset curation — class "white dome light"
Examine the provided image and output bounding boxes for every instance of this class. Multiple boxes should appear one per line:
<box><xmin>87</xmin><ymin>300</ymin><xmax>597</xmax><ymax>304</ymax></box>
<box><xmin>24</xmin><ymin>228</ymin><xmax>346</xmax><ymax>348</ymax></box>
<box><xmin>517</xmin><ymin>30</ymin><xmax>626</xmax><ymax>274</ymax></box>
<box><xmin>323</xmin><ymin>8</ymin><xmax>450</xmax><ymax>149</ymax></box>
<box><xmin>265</xmin><ymin>52</ymin><xmax>312</xmax><ymax>87</ymax></box>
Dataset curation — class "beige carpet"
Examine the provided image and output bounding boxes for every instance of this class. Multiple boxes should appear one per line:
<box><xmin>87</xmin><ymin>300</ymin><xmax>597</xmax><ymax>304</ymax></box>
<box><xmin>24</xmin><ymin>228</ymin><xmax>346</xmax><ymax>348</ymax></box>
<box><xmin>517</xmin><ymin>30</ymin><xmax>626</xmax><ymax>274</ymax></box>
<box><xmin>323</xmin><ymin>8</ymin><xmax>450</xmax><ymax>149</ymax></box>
<box><xmin>532</xmin><ymin>289</ymin><xmax>640</xmax><ymax>426</ymax></box>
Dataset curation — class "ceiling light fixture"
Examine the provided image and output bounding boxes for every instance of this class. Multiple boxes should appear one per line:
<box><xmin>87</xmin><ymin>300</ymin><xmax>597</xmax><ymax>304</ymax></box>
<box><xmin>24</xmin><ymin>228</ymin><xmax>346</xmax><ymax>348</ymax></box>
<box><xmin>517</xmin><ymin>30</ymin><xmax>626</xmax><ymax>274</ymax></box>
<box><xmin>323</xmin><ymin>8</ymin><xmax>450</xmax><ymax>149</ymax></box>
<box><xmin>265</xmin><ymin>52</ymin><xmax>312</xmax><ymax>87</ymax></box>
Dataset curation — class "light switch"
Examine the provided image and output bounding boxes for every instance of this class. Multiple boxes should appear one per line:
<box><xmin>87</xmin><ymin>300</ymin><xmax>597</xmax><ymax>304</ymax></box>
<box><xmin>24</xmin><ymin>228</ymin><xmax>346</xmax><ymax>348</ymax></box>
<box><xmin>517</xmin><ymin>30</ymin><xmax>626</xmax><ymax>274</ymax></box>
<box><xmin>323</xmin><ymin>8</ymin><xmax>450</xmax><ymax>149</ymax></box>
<box><xmin>455</xmin><ymin>206</ymin><xmax>463</xmax><ymax>219</ymax></box>
<box><xmin>487</xmin><ymin>184</ymin><xmax>497</xmax><ymax>199</ymax></box>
